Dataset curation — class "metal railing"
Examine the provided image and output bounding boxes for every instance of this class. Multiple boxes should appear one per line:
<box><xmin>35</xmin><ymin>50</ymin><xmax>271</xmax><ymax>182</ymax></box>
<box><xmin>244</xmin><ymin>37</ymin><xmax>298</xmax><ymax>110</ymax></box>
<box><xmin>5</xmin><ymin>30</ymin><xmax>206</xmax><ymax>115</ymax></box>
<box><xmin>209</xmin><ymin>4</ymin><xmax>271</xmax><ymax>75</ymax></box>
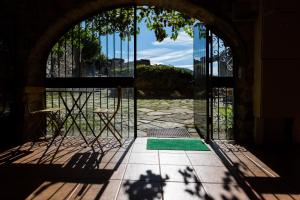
<box><xmin>212</xmin><ymin>87</ymin><xmax>234</xmax><ymax>140</ymax></box>
<box><xmin>45</xmin><ymin>88</ymin><xmax>135</xmax><ymax>138</ymax></box>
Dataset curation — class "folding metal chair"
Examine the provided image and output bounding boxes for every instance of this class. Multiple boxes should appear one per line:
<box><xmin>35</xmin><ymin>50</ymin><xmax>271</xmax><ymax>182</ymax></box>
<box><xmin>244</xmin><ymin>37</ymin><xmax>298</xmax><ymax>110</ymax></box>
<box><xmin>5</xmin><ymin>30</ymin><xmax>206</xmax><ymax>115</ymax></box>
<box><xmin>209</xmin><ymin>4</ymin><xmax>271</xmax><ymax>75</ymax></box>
<box><xmin>92</xmin><ymin>87</ymin><xmax>123</xmax><ymax>146</ymax></box>
<box><xmin>25</xmin><ymin>88</ymin><xmax>64</xmax><ymax>139</ymax></box>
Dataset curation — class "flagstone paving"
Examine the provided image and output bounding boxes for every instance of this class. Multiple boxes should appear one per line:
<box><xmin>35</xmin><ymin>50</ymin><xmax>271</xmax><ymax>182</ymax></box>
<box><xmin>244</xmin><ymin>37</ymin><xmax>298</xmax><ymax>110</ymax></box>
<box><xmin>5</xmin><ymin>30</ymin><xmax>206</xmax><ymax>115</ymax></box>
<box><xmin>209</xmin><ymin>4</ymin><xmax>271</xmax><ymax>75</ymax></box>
<box><xmin>137</xmin><ymin>99</ymin><xmax>199</xmax><ymax>137</ymax></box>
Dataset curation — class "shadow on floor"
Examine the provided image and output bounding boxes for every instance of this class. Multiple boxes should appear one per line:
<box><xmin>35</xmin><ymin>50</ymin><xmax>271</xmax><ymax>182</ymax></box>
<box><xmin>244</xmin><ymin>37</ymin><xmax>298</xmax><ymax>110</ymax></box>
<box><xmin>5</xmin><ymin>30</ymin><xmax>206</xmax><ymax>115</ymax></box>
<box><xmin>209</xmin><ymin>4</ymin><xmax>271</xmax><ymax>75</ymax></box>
<box><xmin>122</xmin><ymin>167</ymin><xmax>214</xmax><ymax>200</ymax></box>
<box><xmin>123</xmin><ymin>170</ymin><xmax>166</xmax><ymax>200</ymax></box>
<box><xmin>211</xmin><ymin>141</ymin><xmax>300</xmax><ymax>200</ymax></box>
<box><xmin>0</xmin><ymin>139</ymin><xmax>134</xmax><ymax>199</ymax></box>
<box><xmin>246</xmin><ymin>145</ymin><xmax>300</xmax><ymax>197</ymax></box>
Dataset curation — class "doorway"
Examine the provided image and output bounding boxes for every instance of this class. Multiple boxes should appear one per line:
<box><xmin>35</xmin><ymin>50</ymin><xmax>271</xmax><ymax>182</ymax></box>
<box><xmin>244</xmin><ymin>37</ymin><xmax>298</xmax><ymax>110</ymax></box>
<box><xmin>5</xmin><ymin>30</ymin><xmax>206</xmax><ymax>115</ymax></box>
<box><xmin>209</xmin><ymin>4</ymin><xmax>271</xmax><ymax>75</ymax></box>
<box><xmin>44</xmin><ymin>6</ymin><xmax>235</xmax><ymax>141</ymax></box>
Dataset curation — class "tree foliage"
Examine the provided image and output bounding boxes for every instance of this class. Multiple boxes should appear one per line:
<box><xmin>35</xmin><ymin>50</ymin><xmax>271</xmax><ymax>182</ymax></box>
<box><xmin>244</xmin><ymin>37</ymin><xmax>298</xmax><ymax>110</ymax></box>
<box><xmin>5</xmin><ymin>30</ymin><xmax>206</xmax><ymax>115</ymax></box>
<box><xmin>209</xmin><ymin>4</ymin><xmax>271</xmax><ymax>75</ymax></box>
<box><xmin>51</xmin><ymin>6</ymin><xmax>195</xmax><ymax>58</ymax></box>
<box><xmin>84</xmin><ymin>6</ymin><xmax>195</xmax><ymax>41</ymax></box>
<box><xmin>138</xmin><ymin>6</ymin><xmax>195</xmax><ymax>42</ymax></box>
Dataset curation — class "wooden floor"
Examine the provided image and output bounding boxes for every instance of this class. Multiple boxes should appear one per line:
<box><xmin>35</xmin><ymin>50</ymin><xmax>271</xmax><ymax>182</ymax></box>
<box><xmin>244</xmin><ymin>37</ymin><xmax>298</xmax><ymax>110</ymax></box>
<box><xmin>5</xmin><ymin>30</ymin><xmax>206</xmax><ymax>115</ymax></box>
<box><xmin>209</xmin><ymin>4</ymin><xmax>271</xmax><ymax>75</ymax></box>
<box><xmin>0</xmin><ymin>137</ymin><xmax>299</xmax><ymax>200</ymax></box>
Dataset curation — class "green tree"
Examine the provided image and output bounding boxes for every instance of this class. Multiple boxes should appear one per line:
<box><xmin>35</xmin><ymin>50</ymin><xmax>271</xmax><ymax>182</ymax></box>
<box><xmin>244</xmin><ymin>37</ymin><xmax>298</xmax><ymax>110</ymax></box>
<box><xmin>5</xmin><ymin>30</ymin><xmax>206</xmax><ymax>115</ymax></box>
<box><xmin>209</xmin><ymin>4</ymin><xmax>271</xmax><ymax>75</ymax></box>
<box><xmin>52</xmin><ymin>6</ymin><xmax>195</xmax><ymax>55</ymax></box>
<box><xmin>49</xmin><ymin>6</ymin><xmax>196</xmax><ymax>77</ymax></box>
<box><xmin>138</xmin><ymin>6</ymin><xmax>195</xmax><ymax>42</ymax></box>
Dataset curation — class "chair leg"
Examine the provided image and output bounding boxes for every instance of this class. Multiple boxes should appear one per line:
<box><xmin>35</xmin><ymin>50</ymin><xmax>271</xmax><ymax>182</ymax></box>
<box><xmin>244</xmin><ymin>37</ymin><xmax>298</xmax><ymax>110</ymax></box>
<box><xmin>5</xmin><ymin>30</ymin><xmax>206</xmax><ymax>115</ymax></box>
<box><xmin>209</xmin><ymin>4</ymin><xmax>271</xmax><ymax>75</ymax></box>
<box><xmin>103</xmin><ymin>115</ymin><xmax>123</xmax><ymax>138</ymax></box>
<box><xmin>90</xmin><ymin>114</ymin><xmax>110</xmax><ymax>147</ymax></box>
<box><xmin>37</xmin><ymin>112</ymin><xmax>65</xmax><ymax>164</ymax></box>
<box><xmin>37</xmin><ymin>129</ymin><xmax>61</xmax><ymax>164</ymax></box>
<box><xmin>100</xmin><ymin>114</ymin><xmax>122</xmax><ymax>145</ymax></box>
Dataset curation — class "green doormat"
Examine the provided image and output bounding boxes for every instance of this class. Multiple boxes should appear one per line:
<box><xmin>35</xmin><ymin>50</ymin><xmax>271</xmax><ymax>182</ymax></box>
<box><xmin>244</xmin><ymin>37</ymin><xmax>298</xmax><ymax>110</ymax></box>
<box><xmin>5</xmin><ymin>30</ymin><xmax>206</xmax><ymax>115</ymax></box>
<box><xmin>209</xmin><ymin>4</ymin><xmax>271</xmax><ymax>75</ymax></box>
<box><xmin>147</xmin><ymin>139</ymin><xmax>210</xmax><ymax>151</ymax></box>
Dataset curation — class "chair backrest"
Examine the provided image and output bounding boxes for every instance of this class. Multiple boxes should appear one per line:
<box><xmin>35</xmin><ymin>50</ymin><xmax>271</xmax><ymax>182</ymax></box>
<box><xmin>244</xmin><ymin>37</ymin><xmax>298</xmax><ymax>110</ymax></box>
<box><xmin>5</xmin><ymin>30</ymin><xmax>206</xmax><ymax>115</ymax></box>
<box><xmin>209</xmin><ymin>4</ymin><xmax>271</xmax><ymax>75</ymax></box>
<box><xmin>24</xmin><ymin>87</ymin><xmax>46</xmax><ymax>114</ymax></box>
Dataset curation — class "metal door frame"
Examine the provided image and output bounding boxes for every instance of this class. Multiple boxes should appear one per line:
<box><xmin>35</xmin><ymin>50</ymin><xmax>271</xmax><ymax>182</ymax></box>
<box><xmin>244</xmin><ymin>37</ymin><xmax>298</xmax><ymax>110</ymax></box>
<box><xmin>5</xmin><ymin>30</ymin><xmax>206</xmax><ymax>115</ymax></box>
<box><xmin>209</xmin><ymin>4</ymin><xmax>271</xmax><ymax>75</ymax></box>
<box><xmin>194</xmin><ymin>23</ymin><xmax>235</xmax><ymax>142</ymax></box>
<box><xmin>206</xmin><ymin>26</ymin><xmax>235</xmax><ymax>142</ymax></box>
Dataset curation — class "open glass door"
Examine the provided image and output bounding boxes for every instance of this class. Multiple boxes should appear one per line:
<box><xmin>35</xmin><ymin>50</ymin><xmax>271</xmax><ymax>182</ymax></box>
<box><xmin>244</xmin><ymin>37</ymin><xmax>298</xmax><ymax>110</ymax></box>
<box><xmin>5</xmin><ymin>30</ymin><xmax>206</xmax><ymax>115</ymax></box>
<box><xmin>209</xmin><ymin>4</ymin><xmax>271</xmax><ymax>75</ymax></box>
<box><xmin>193</xmin><ymin>22</ymin><xmax>211</xmax><ymax>141</ymax></box>
<box><xmin>194</xmin><ymin>22</ymin><xmax>235</xmax><ymax>141</ymax></box>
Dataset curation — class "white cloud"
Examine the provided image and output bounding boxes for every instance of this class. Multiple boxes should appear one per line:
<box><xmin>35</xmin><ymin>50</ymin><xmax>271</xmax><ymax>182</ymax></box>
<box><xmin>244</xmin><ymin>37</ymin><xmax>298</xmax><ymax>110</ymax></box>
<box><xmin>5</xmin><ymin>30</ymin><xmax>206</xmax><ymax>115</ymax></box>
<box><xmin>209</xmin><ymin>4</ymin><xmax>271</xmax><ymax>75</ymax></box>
<box><xmin>114</xmin><ymin>31</ymin><xmax>194</xmax><ymax>67</ymax></box>
<box><xmin>138</xmin><ymin>48</ymin><xmax>193</xmax><ymax>64</ymax></box>
<box><xmin>152</xmin><ymin>31</ymin><xmax>193</xmax><ymax>46</ymax></box>
<box><xmin>137</xmin><ymin>48</ymin><xmax>171</xmax><ymax>58</ymax></box>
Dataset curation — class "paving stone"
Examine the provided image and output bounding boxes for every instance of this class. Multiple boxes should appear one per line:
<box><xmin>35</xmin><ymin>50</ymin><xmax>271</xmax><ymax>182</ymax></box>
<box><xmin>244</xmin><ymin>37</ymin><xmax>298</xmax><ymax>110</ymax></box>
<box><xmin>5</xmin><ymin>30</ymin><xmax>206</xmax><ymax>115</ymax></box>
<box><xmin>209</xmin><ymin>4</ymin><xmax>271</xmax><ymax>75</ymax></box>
<box><xmin>147</xmin><ymin>111</ymin><xmax>172</xmax><ymax>116</ymax></box>
<box><xmin>137</xmin><ymin>99</ymin><xmax>195</xmax><ymax>136</ymax></box>
<box><xmin>137</xmin><ymin>108</ymin><xmax>154</xmax><ymax>112</ymax></box>
<box><xmin>138</xmin><ymin>120</ymin><xmax>152</xmax><ymax>124</ymax></box>
<box><xmin>183</xmin><ymin>119</ymin><xmax>194</xmax><ymax>125</ymax></box>
<box><xmin>138</xmin><ymin>123</ymin><xmax>159</xmax><ymax>130</ymax></box>
<box><xmin>188</xmin><ymin>128</ymin><xmax>197</xmax><ymax>133</ymax></box>
<box><xmin>138</xmin><ymin>115</ymin><xmax>162</xmax><ymax>121</ymax></box>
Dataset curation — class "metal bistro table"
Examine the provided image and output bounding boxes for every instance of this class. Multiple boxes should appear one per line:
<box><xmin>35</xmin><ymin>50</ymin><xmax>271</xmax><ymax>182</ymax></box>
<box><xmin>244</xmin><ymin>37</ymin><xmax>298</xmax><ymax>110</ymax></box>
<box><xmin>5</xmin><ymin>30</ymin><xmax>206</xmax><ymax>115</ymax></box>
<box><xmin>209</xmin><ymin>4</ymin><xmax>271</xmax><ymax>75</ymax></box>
<box><xmin>44</xmin><ymin>88</ymin><xmax>102</xmax><ymax>155</ymax></box>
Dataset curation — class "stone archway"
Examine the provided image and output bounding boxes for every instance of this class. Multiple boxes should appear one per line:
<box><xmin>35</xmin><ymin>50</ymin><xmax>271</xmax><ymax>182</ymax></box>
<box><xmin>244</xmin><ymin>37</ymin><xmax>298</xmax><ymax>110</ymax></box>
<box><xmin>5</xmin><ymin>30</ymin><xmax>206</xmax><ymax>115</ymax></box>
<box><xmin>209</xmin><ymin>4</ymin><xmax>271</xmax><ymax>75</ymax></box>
<box><xmin>23</xmin><ymin>0</ymin><xmax>250</xmax><ymax>142</ymax></box>
<box><xmin>26</xmin><ymin>0</ymin><xmax>245</xmax><ymax>86</ymax></box>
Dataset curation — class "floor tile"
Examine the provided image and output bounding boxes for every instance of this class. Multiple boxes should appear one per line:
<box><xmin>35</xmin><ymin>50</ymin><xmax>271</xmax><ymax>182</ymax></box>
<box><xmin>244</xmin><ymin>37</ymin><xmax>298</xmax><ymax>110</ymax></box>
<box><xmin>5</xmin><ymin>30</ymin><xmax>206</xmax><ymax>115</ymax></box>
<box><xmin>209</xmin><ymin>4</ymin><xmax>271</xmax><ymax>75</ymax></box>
<box><xmin>129</xmin><ymin>152</ymin><xmax>159</xmax><ymax>164</ymax></box>
<box><xmin>203</xmin><ymin>183</ymin><xmax>249</xmax><ymax>200</ymax></box>
<box><xmin>124</xmin><ymin>164</ymin><xmax>161</xmax><ymax>181</ymax></box>
<box><xmin>117</xmin><ymin>181</ymin><xmax>162</xmax><ymax>200</ymax></box>
<box><xmin>193</xmin><ymin>166</ymin><xmax>236</xmax><ymax>184</ymax></box>
<box><xmin>132</xmin><ymin>143</ymin><xmax>158</xmax><ymax>153</ymax></box>
<box><xmin>159</xmin><ymin>153</ymin><xmax>191</xmax><ymax>165</ymax></box>
<box><xmin>158</xmin><ymin>150</ymin><xmax>186</xmax><ymax>154</ymax></box>
<box><xmin>188</xmin><ymin>153</ymin><xmax>224</xmax><ymax>166</ymax></box>
<box><xmin>162</xmin><ymin>182</ymin><xmax>207</xmax><ymax>200</ymax></box>
<box><xmin>133</xmin><ymin>137</ymin><xmax>148</xmax><ymax>144</ymax></box>
<box><xmin>186</xmin><ymin>150</ymin><xmax>214</xmax><ymax>154</ymax></box>
<box><xmin>160</xmin><ymin>165</ymin><xmax>199</xmax><ymax>183</ymax></box>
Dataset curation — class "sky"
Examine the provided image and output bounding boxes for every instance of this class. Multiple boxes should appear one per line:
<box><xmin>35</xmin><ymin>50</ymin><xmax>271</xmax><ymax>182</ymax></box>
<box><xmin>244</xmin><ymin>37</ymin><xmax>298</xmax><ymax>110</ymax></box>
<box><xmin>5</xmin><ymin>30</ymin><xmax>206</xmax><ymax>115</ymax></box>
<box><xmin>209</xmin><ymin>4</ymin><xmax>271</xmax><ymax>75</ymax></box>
<box><xmin>137</xmin><ymin>21</ymin><xmax>194</xmax><ymax>71</ymax></box>
<box><xmin>98</xmin><ymin>20</ymin><xmax>229</xmax><ymax>75</ymax></box>
<box><xmin>81</xmin><ymin>15</ymin><xmax>225</xmax><ymax>74</ymax></box>
<box><xmin>101</xmin><ymin>21</ymin><xmax>194</xmax><ymax>71</ymax></box>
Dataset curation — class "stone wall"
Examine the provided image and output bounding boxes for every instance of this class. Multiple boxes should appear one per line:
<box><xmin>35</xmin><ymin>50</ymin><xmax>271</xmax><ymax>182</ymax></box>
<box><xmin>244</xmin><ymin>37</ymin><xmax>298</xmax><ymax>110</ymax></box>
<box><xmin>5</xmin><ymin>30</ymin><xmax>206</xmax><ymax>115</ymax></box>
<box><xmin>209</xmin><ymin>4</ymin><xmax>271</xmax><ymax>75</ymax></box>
<box><xmin>253</xmin><ymin>0</ymin><xmax>300</xmax><ymax>144</ymax></box>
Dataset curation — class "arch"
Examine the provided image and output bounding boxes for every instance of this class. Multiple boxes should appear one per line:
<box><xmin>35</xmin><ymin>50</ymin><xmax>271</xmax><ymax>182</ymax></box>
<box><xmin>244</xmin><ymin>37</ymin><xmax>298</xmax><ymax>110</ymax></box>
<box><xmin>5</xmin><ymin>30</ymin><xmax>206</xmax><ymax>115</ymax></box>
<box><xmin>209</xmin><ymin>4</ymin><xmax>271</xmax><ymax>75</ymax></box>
<box><xmin>26</xmin><ymin>0</ymin><xmax>246</xmax><ymax>85</ymax></box>
<box><xmin>21</xmin><ymin>0</ymin><xmax>252</xmax><ymax>143</ymax></box>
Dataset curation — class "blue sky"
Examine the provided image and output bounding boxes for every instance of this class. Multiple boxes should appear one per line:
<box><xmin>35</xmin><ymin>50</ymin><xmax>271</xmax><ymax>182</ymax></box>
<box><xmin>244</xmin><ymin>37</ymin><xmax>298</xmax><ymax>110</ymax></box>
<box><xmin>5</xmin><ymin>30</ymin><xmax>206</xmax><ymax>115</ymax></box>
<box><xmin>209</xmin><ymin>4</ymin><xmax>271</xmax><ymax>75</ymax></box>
<box><xmin>101</xmin><ymin>21</ymin><xmax>194</xmax><ymax>71</ymax></box>
<box><xmin>137</xmin><ymin>22</ymin><xmax>193</xmax><ymax>70</ymax></box>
